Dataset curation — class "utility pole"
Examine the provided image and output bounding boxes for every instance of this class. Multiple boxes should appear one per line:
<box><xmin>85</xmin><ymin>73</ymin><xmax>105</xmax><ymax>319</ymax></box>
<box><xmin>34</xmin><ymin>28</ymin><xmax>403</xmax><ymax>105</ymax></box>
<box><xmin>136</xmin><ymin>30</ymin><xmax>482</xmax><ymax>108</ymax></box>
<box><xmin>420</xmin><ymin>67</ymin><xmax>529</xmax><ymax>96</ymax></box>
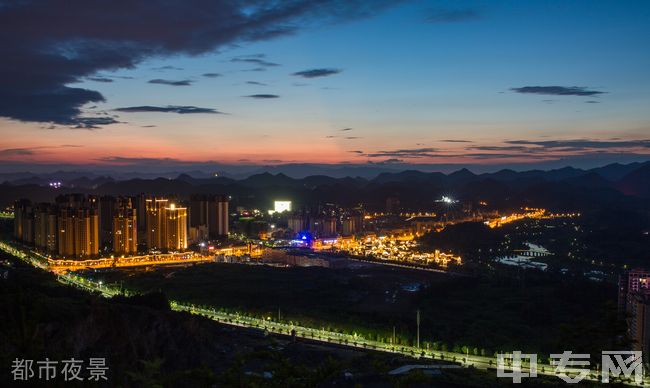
<box><xmin>416</xmin><ymin>309</ymin><xmax>420</xmax><ymax>349</ymax></box>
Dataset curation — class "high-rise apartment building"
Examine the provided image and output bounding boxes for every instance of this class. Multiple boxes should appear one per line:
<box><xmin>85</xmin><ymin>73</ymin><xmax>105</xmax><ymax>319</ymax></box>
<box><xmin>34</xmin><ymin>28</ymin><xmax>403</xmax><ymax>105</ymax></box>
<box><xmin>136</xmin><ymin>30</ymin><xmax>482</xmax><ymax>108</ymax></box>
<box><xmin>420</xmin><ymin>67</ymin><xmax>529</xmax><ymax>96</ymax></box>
<box><xmin>216</xmin><ymin>195</ymin><xmax>229</xmax><ymax>237</ymax></box>
<box><xmin>146</xmin><ymin>199</ymin><xmax>188</xmax><ymax>251</ymax></box>
<box><xmin>113</xmin><ymin>199</ymin><xmax>137</xmax><ymax>255</ymax></box>
<box><xmin>146</xmin><ymin>198</ymin><xmax>168</xmax><ymax>250</ymax></box>
<box><xmin>342</xmin><ymin>214</ymin><xmax>363</xmax><ymax>236</ymax></box>
<box><xmin>34</xmin><ymin>204</ymin><xmax>58</xmax><ymax>253</ymax></box>
<box><xmin>57</xmin><ymin>207</ymin><xmax>99</xmax><ymax>258</ymax></box>
<box><xmin>98</xmin><ymin>195</ymin><xmax>116</xmax><ymax>249</ymax></box>
<box><xmin>14</xmin><ymin>199</ymin><xmax>34</xmax><ymax>243</ymax></box>
<box><xmin>288</xmin><ymin>213</ymin><xmax>307</xmax><ymax>236</ymax></box>
<box><xmin>619</xmin><ymin>269</ymin><xmax>650</xmax><ymax>363</ymax></box>
<box><xmin>165</xmin><ymin>203</ymin><xmax>187</xmax><ymax>251</ymax></box>
<box><xmin>190</xmin><ymin>194</ymin><xmax>209</xmax><ymax>229</ymax></box>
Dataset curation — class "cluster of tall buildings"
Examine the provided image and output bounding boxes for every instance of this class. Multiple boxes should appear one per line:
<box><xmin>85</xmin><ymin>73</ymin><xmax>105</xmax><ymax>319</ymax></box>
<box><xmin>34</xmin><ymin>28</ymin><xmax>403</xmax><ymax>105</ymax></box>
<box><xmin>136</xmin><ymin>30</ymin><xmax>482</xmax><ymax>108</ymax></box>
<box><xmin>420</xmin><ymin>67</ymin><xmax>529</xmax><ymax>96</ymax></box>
<box><xmin>287</xmin><ymin>211</ymin><xmax>363</xmax><ymax>238</ymax></box>
<box><xmin>188</xmin><ymin>194</ymin><xmax>229</xmax><ymax>241</ymax></box>
<box><xmin>13</xmin><ymin>194</ymin><xmax>229</xmax><ymax>259</ymax></box>
<box><xmin>14</xmin><ymin>195</ymin><xmax>102</xmax><ymax>258</ymax></box>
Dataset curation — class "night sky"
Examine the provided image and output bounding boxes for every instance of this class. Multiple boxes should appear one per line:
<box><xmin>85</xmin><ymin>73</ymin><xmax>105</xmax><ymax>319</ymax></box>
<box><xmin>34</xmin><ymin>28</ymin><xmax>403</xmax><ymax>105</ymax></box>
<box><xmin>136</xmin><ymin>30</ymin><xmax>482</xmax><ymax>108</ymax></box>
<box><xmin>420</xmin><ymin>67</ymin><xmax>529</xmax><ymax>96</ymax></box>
<box><xmin>1</xmin><ymin>0</ymin><xmax>649</xmax><ymax>171</ymax></box>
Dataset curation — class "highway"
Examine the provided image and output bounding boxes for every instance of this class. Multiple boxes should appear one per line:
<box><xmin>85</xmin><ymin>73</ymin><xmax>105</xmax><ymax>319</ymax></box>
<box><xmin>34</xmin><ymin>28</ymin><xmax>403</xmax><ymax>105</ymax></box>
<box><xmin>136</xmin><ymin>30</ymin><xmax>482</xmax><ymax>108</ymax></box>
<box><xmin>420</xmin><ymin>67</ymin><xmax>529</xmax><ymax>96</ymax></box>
<box><xmin>0</xmin><ymin>239</ymin><xmax>644</xmax><ymax>386</ymax></box>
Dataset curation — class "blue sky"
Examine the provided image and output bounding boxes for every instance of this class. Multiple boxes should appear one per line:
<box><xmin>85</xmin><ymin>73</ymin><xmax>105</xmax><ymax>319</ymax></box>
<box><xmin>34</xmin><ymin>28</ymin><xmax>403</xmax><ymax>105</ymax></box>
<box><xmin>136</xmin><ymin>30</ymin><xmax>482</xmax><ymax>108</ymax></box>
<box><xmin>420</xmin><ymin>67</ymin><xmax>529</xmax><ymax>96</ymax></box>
<box><xmin>0</xmin><ymin>0</ymin><xmax>649</xmax><ymax>171</ymax></box>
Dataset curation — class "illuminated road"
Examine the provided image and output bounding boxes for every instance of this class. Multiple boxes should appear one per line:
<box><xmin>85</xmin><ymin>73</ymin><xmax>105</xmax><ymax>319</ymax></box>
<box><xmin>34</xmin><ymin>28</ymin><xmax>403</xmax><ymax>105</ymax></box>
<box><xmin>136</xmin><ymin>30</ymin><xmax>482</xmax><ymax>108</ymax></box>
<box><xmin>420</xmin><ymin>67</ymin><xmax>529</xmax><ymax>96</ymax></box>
<box><xmin>8</xmin><ymin>244</ymin><xmax>261</xmax><ymax>272</ymax></box>
<box><xmin>0</xmin><ymin>239</ymin><xmax>644</xmax><ymax>386</ymax></box>
<box><xmin>46</xmin><ymin>253</ymin><xmax>215</xmax><ymax>272</ymax></box>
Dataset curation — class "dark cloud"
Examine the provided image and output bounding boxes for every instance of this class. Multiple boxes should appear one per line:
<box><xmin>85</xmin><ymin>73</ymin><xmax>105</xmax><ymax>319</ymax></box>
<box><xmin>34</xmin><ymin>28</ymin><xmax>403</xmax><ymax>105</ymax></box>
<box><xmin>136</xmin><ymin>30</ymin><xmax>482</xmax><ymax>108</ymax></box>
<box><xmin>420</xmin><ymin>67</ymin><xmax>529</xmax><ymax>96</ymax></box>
<box><xmin>96</xmin><ymin>156</ymin><xmax>186</xmax><ymax>165</ymax></box>
<box><xmin>151</xmin><ymin>65</ymin><xmax>184</xmax><ymax>71</ymax></box>
<box><xmin>348</xmin><ymin>150</ymin><xmax>363</xmax><ymax>154</ymax></box>
<box><xmin>244</xmin><ymin>94</ymin><xmax>279</xmax><ymax>99</ymax></box>
<box><xmin>464</xmin><ymin>153</ymin><xmax>549</xmax><ymax>160</ymax></box>
<box><xmin>246</xmin><ymin>81</ymin><xmax>267</xmax><ymax>86</ymax></box>
<box><xmin>325</xmin><ymin>135</ymin><xmax>337</xmax><ymax>138</ymax></box>
<box><xmin>440</xmin><ymin>139</ymin><xmax>471</xmax><ymax>143</ymax></box>
<box><xmin>344</xmin><ymin>136</ymin><xmax>361</xmax><ymax>140</ymax></box>
<box><xmin>0</xmin><ymin>144</ymin><xmax>82</xmax><ymax>156</ymax></box>
<box><xmin>379</xmin><ymin>158</ymin><xmax>404</xmax><ymax>164</ymax></box>
<box><xmin>115</xmin><ymin>105</ymin><xmax>222</xmax><ymax>114</ymax></box>
<box><xmin>231</xmin><ymin>55</ymin><xmax>279</xmax><ymax>67</ymax></box>
<box><xmin>511</xmin><ymin>86</ymin><xmax>605</xmax><ymax>96</ymax></box>
<box><xmin>148</xmin><ymin>79</ymin><xmax>193</xmax><ymax>86</ymax></box>
<box><xmin>87</xmin><ymin>77</ymin><xmax>113</xmax><ymax>83</ymax></box>
<box><xmin>505</xmin><ymin>139</ymin><xmax>650</xmax><ymax>149</ymax></box>
<box><xmin>72</xmin><ymin>117</ymin><xmax>121</xmax><ymax>129</ymax></box>
<box><xmin>585</xmin><ymin>100</ymin><xmax>601</xmax><ymax>104</ymax></box>
<box><xmin>468</xmin><ymin>145</ymin><xmax>531</xmax><ymax>152</ymax></box>
<box><xmin>424</xmin><ymin>8</ymin><xmax>481</xmax><ymax>23</ymax></box>
<box><xmin>0</xmin><ymin>0</ymin><xmax>396</xmax><ymax>125</ymax></box>
<box><xmin>202</xmin><ymin>73</ymin><xmax>222</xmax><ymax>78</ymax></box>
<box><xmin>340</xmin><ymin>127</ymin><xmax>353</xmax><ymax>131</ymax></box>
<box><xmin>365</xmin><ymin>147</ymin><xmax>439</xmax><ymax>158</ymax></box>
<box><xmin>292</xmin><ymin>68</ymin><xmax>342</xmax><ymax>78</ymax></box>
<box><xmin>0</xmin><ymin>148</ymin><xmax>37</xmax><ymax>156</ymax></box>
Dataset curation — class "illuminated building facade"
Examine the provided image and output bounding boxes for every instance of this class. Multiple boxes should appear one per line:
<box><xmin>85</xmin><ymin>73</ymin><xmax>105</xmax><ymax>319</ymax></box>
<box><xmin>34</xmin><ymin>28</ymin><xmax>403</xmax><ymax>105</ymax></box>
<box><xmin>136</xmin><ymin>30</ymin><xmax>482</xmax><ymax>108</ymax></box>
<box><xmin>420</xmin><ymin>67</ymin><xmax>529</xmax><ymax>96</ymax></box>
<box><xmin>146</xmin><ymin>198</ymin><xmax>168</xmax><ymax>250</ymax></box>
<box><xmin>57</xmin><ymin>208</ymin><xmax>99</xmax><ymax>258</ymax></box>
<box><xmin>113</xmin><ymin>200</ymin><xmax>137</xmax><ymax>255</ymax></box>
<box><xmin>145</xmin><ymin>198</ymin><xmax>188</xmax><ymax>251</ymax></box>
<box><xmin>165</xmin><ymin>204</ymin><xmax>188</xmax><ymax>251</ymax></box>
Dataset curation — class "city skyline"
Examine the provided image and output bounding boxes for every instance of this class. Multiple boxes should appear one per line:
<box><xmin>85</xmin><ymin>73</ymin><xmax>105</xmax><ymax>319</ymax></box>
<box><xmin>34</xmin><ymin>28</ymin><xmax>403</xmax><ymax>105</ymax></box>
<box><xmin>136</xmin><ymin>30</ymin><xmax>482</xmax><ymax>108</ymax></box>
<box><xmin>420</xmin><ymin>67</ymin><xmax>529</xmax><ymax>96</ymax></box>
<box><xmin>1</xmin><ymin>0</ymin><xmax>649</xmax><ymax>172</ymax></box>
<box><xmin>3</xmin><ymin>2</ymin><xmax>650</xmax><ymax>385</ymax></box>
